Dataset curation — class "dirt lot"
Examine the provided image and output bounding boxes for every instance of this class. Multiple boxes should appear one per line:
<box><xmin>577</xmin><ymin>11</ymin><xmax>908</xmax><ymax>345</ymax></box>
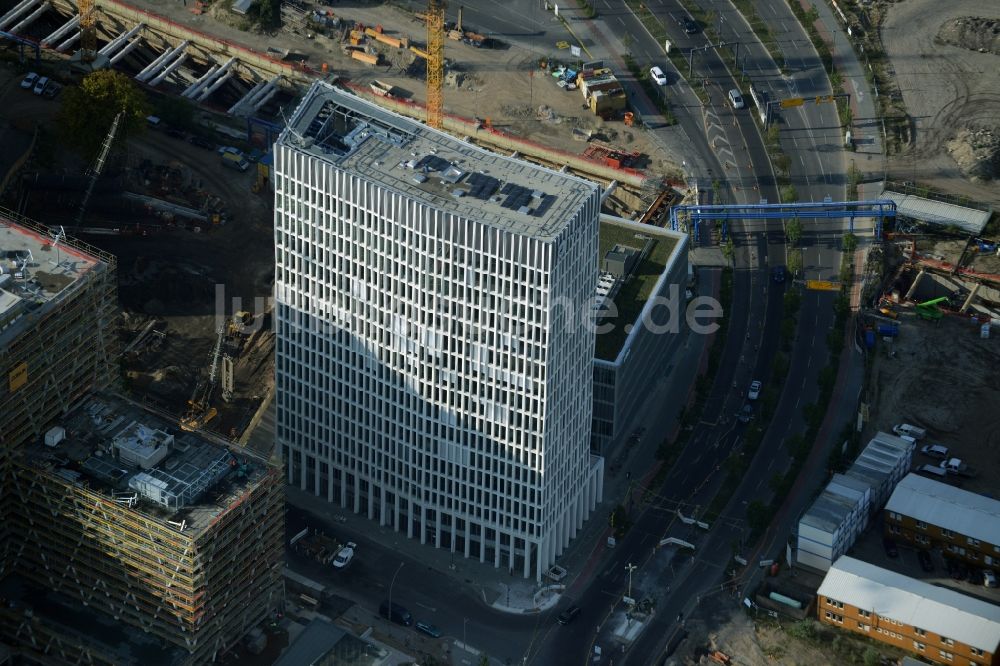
<box><xmin>119</xmin><ymin>0</ymin><xmax>673</xmax><ymax>174</ymax></box>
<box><xmin>882</xmin><ymin>1</ymin><xmax>1000</xmax><ymax>204</ymax></box>
<box><xmin>865</xmin><ymin>308</ymin><xmax>1000</xmax><ymax>495</ymax></box>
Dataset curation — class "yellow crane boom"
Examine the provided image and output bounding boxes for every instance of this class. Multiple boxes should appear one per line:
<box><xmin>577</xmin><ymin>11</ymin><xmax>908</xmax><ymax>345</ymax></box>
<box><xmin>425</xmin><ymin>0</ymin><xmax>444</xmax><ymax>129</ymax></box>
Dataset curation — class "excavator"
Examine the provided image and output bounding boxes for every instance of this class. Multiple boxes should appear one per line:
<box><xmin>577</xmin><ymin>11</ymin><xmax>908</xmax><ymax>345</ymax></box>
<box><xmin>180</xmin><ymin>324</ymin><xmax>225</xmax><ymax>431</ymax></box>
<box><xmin>915</xmin><ymin>296</ymin><xmax>947</xmax><ymax>321</ymax></box>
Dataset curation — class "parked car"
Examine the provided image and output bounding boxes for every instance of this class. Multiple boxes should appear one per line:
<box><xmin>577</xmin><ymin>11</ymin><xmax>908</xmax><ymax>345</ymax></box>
<box><xmin>728</xmin><ymin>89</ymin><xmax>745</xmax><ymax>109</ymax></box>
<box><xmin>557</xmin><ymin>605</ymin><xmax>581</xmax><ymax>625</ymax></box>
<box><xmin>682</xmin><ymin>18</ymin><xmax>699</xmax><ymax>34</ymax></box>
<box><xmin>738</xmin><ymin>404</ymin><xmax>752</xmax><ymax>423</ymax></box>
<box><xmin>415</xmin><ymin>621</ymin><xmax>442</xmax><ymax>638</ymax></box>
<box><xmin>917</xmin><ymin>550</ymin><xmax>934</xmax><ymax>573</ymax></box>
<box><xmin>771</xmin><ymin>266</ymin><xmax>786</xmax><ymax>283</ymax></box>
<box><xmin>920</xmin><ymin>444</ymin><xmax>949</xmax><ymax>459</ymax></box>
<box><xmin>33</xmin><ymin>76</ymin><xmax>49</xmax><ymax>95</ymax></box>
<box><xmin>379</xmin><ymin>600</ymin><xmax>412</xmax><ymax>626</ymax></box>
<box><xmin>748</xmin><ymin>380</ymin><xmax>761</xmax><ymax>400</ymax></box>
<box><xmin>165</xmin><ymin>128</ymin><xmax>186</xmax><ymax>140</ymax></box>
<box><xmin>188</xmin><ymin>135</ymin><xmax>214</xmax><ymax>150</ymax></box>
<box><xmin>882</xmin><ymin>538</ymin><xmax>898</xmax><ymax>558</ymax></box>
<box><xmin>649</xmin><ymin>66</ymin><xmax>667</xmax><ymax>86</ymax></box>
<box><xmin>984</xmin><ymin>570</ymin><xmax>998</xmax><ymax>588</ymax></box>
<box><xmin>42</xmin><ymin>82</ymin><xmax>60</xmax><ymax>99</ymax></box>
<box><xmin>332</xmin><ymin>542</ymin><xmax>356</xmax><ymax>569</ymax></box>
<box><xmin>20</xmin><ymin>72</ymin><xmax>38</xmax><ymax>89</ymax></box>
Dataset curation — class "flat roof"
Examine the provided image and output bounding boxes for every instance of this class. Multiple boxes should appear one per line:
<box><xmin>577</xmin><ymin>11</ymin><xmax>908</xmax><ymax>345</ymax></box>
<box><xmin>278</xmin><ymin>81</ymin><xmax>598</xmax><ymax>241</ymax></box>
<box><xmin>274</xmin><ymin>618</ymin><xmax>376</xmax><ymax>666</ymax></box>
<box><xmin>22</xmin><ymin>392</ymin><xmax>271</xmax><ymax>537</ymax></box>
<box><xmin>879</xmin><ymin>188</ymin><xmax>991</xmax><ymax>235</ymax></box>
<box><xmin>801</xmin><ymin>489</ymin><xmax>863</xmax><ymax>533</ymax></box>
<box><xmin>885</xmin><ymin>473</ymin><xmax>1000</xmax><ymax>547</ymax></box>
<box><xmin>0</xmin><ymin>214</ymin><xmax>106</xmax><ymax>346</ymax></box>
<box><xmin>819</xmin><ymin>556</ymin><xmax>1000</xmax><ymax>653</ymax></box>
<box><xmin>594</xmin><ymin>215</ymin><xmax>682</xmax><ymax>362</ymax></box>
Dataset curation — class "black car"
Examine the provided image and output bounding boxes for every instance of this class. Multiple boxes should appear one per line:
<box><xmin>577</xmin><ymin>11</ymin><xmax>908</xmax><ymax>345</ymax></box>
<box><xmin>917</xmin><ymin>550</ymin><xmax>934</xmax><ymax>573</ymax></box>
<box><xmin>882</xmin><ymin>538</ymin><xmax>898</xmax><ymax>558</ymax></box>
<box><xmin>682</xmin><ymin>18</ymin><xmax>699</xmax><ymax>34</ymax></box>
<box><xmin>165</xmin><ymin>128</ymin><xmax>186</xmax><ymax>140</ymax></box>
<box><xmin>557</xmin><ymin>605</ymin><xmax>580</xmax><ymax>625</ymax></box>
<box><xmin>378</xmin><ymin>600</ymin><xmax>413</xmax><ymax>626</ymax></box>
<box><xmin>772</xmin><ymin>266</ymin><xmax>786</xmax><ymax>283</ymax></box>
<box><xmin>188</xmin><ymin>135</ymin><xmax>214</xmax><ymax>150</ymax></box>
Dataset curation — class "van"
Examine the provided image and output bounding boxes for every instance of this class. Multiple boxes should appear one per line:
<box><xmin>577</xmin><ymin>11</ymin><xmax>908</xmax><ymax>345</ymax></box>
<box><xmin>221</xmin><ymin>151</ymin><xmax>250</xmax><ymax>172</ymax></box>
<box><xmin>378</xmin><ymin>600</ymin><xmax>412</xmax><ymax>626</ymax></box>
<box><xmin>917</xmin><ymin>464</ymin><xmax>947</xmax><ymax>478</ymax></box>
<box><xmin>893</xmin><ymin>423</ymin><xmax>926</xmax><ymax>439</ymax></box>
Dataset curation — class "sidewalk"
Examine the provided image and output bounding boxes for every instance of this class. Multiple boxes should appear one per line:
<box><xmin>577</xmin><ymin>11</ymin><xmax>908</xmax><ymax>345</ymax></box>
<box><xmin>799</xmin><ymin>0</ymin><xmax>884</xmax><ymax>170</ymax></box>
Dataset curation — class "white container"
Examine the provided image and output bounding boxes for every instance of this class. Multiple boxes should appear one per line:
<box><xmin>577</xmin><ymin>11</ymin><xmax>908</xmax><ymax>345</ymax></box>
<box><xmin>44</xmin><ymin>426</ymin><xmax>66</xmax><ymax>447</ymax></box>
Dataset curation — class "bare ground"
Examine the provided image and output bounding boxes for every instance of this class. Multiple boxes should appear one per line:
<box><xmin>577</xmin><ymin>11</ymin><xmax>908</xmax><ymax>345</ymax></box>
<box><xmin>882</xmin><ymin>1</ymin><xmax>1000</xmax><ymax>203</ymax></box>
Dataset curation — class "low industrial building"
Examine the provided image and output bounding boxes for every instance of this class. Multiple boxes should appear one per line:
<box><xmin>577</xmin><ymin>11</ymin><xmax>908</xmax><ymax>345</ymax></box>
<box><xmin>885</xmin><ymin>472</ymin><xmax>1000</xmax><ymax>567</ymax></box>
<box><xmin>591</xmin><ymin>216</ymin><xmax>687</xmax><ymax>453</ymax></box>
<box><xmin>818</xmin><ymin>556</ymin><xmax>1000</xmax><ymax>665</ymax></box>
<box><xmin>0</xmin><ymin>392</ymin><xmax>284</xmax><ymax>665</ymax></box>
<box><xmin>795</xmin><ymin>431</ymin><xmax>913</xmax><ymax>571</ymax></box>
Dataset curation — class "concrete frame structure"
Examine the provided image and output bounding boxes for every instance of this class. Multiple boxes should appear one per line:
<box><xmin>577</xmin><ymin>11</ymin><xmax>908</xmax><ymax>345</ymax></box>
<box><xmin>275</xmin><ymin>82</ymin><xmax>604</xmax><ymax>582</ymax></box>
<box><xmin>818</xmin><ymin>556</ymin><xmax>1000</xmax><ymax>665</ymax></box>
<box><xmin>590</xmin><ymin>215</ymin><xmax>687</xmax><ymax>453</ymax></box>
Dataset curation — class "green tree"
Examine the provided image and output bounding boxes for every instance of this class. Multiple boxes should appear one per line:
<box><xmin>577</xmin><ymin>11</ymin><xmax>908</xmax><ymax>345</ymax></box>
<box><xmin>57</xmin><ymin>70</ymin><xmax>150</xmax><ymax>159</ymax></box>
<box><xmin>746</xmin><ymin>500</ymin><xmax>771</xmax><ymax>533</ymax></box>
<box><xmin>252</xmin><ymin>0</ymin><xmax>281</xmax><ymax>30</ymax></box>
<box><xmin>722</xmin><ymin>237</ymin><xmax>736</xmax><ymax>265</ymax></box>
<box><xmin>862</xmin><ymin>646</ymin><xmax>880</xmax><ymax>666</ymax></box>
<box><xmin>155</xmin><ymin>95</ymin><xmax>195</xmax><ymax>130</ymax></box>
<box><xmin>786</xmin><ymin>216</ymin><xmax>803</xmax><ymax>245</ymax></box>
<box><xmin>787</xmin><ymin>248</ymin><xmax>803</xmax><ymax>277</ymax></box>
<box><xmin>842</xmin><ymin>232</ymin><xmax>858</xmax><ymax>253</ymax></box>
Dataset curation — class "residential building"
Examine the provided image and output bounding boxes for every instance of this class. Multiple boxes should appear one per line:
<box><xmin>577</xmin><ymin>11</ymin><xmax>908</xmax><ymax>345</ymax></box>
<box><xmin>591</xmin><ymin>215</ymin><xmax>687</xmax><ymax>453</ymax></box>
<box><xmin>885</xmin><ymin>472</ymin><xmax>1000</xmax><ymax>567</ymax></box>
<box><xmin>0</xmin><ymin>392</ymin><xmax>284</xmax><ymax>664</ymax></box>
<box><xmin>818</xmin><ymin>556</ymin><xmax>1000</xmax><ymax>665</ymax></box>
<box><xmin>274</xmin><ymin>81</ymin><xmax>604</xmax><ymax>581</ymax></box>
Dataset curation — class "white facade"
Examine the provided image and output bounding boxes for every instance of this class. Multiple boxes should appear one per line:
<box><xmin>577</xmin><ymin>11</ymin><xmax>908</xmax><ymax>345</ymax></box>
<box><xmin>274</xmin><ymin>82</ymin><xmax>604</xmax><ymax>581</ymax></box>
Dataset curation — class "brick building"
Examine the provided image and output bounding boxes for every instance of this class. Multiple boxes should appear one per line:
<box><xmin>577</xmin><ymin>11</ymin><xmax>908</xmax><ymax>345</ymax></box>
<box><xmin>818</xmin><ymin>556</ymin><xmax>1000</xmax><ymax>665</ymax></box>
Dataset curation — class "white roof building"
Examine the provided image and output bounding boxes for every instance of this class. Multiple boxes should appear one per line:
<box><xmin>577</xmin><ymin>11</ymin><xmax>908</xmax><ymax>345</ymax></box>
<box><xmin>819</xmin><ymin>556</ymin><xmax>1000</xmax><ymax>654</ymax></box>
<box><xmin>885</xmin><ymin>473</ymin><xmax>1000</xmax><ymax>547</ymax></box>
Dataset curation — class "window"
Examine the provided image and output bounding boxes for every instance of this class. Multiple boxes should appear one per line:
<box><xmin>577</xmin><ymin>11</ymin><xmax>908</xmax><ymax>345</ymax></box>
<box><xmin>888</xmin><ymin>525</ymin><xmax>900</xmax><ymax>535</ymax></box>
<box><xmin>826</xmin><ymin>598</ymin><xmax>844</xmax><ymax>609</ymax></box>
<box><xmin>859</xmin><ymin>610</ymin><xmax>871</xmax><ymax>618</ymax></box>
<box><xmin>942</xmin><ymin>637</ymin><xmax>955</xmax><ymax>646</ymax></box>
<box><xmin>857</xmin><ymin>622</ymin><xmax>870</xmax><ymax>631</ymax></box>
<box><xmin>824</xmin><ymin>611</ymin><xmax>843</xmax><ymax>623</ymax></box>
<box><xmin>968</xmin><ymin>537</ymin><xmax>981</xmax><ymax>547</ymax></box>
<box><xmin>943</xmin><ymin>529</ymin><xmax>954</xmax><ymax>538</ymax></box>
<box><xmin>889</xmin><ymin>511</ymin><xmax>901</xmax><ymax>520</ymax></box>
<box><xmin>915</xmin><ymin>627</ymin><xmax>927</xmax><ymax>637</ymax></box>
<box><xmin>971</xmin><ymin>647</ymin><xmax>984</xmax><ymax>657</ymax></box>
<box><xmin>913</xmin><ymin>641</ymin><xmax>925</xmax><ymax>651</ymax></box>
<box><xmin>939</xmin><ymin>650</ymin><xmax>953</xmax><ymax>661</ymax></box>
<box><xmin>916</xmin><ymin>520</ymin><xmax>927</xmax><ymax>529</ymax></box>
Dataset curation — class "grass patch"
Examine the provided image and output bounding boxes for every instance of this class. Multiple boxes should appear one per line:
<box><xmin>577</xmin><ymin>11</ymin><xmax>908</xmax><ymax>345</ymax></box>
<box><xmin>594</xmin><ymin>221</ymin><xmax>678</xmax><ymax>361</ymax></box>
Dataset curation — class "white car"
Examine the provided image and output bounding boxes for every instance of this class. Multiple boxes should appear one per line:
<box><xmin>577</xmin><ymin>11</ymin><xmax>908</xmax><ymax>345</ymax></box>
<box><xmin>728</xmin><ymin>88</ymin><xmax>745</xmax><ymax>109</ymax></box>
<box><xmin>20</xmin><ymin>72</ymin><xmax>39</xmax><ymax>90</ymax></box>
<box><xmin>649</xmin><ymin>66</ymin><xmax>668</xmax><ymax>86</ymax></box>
<box><xmin>332</xmin><ymin>541</ymin><xmax>356</xmax><ymax>569</ymax></box>
<box><xmin>984</xmin><ymin>570</ymin><xmax>998</xmax><ymax>588</ymax></box>
<box><xmin>748</xmin><ymin>380</ymin><xmax>761</xmax><ymax>400</ymax></box>
<box><xmin>33</xmin><ymin>76</ymin><xmax>49</xmax><ymax>96</ymax></box>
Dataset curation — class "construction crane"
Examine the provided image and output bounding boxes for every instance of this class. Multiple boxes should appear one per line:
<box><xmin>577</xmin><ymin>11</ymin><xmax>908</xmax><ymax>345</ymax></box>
<box><xmin>74</xmin><ymin>110</ymin><xmax>123</xmax><ymax>231</ymax></box>
<box><xmin>181</xmin><ymin>324</ymin><xmax>225</xmax><ymax>431</ymax></box>
<box><xmin>425</xmin><ymin>0</ymin><xmax>444</xmax><ymax>129</ymax></box>
<box><xmin>78</xmin><ymin>0</ymin><xmax>96</xmax><ymax>62</ymax></box>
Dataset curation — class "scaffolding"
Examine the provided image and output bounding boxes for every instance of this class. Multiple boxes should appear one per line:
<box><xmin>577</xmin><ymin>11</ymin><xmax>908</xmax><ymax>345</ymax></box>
<box><xmin>1</xmin><ymin>394</ymin><xmax>285</xmax><ymax>664</ymax></box>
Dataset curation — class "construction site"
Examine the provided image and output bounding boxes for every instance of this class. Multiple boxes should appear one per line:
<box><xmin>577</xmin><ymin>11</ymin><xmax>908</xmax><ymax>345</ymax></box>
<box><xmin>0</xmin><ymin>0</ymin><xmax>689</xmax><ymax>457</ymax></box>
<box><xmin>0</xmin><ymin>391</ymin><xmax>285</xmax><ymax>665</ymax></box>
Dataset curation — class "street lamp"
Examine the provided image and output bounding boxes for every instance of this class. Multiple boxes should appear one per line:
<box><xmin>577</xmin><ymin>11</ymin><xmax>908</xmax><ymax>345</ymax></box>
<box><xmin>625</xmin><ymin>562</ymin><xmax>637</xmax><ymax>599</ymax></box>
<box><xmin>388</xmin><ymin>561</ymin><xmax>404</xmax><ymax>620</ymax></box>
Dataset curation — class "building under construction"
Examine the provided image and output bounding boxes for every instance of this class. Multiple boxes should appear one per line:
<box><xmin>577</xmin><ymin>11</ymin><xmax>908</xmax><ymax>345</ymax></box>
<box><xmin>0</xmin><ymin>207</ymin><xmax>118</xmax><ymax>450</ymax></box>
<box><xmin>0</xmin><ymin>392</ymin><xmax>284</xmax><ymax>664</ymax></box>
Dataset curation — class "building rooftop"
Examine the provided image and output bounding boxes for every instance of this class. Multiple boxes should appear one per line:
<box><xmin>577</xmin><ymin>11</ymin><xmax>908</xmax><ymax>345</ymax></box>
<box><xmin>844</xmin><ymin>430</ymin><xmax>911</xmax><ymax>489</ymax></box>
<box><xmin>594</xmin><ymin>215</ymin><xmax>682</xmax><ymax>362</ymax></box>
<box><xmin>819</xmin><ymin>556</ymin><xmax>1000</xmax><ymax>654</ymax></box>
<box><xmin>801</xmin><ymin>489</ymin><xmax>863</xmax><ymax>533</ymax></box>
<box><xmin>0</xmin><ymin>214</ymin><xmax>108</xmax><ymax>346</ymax></box>
<box><xmin>21</xmin><ymin>392</ymin><xmax>271</xmax><ymax>536</ymax></box>
<box><xmin>885</xmin><ymin>473</ymin><xmax>1000</xmax><ymax>547</ymax></box>
<box><xmin>274</xmin><ymin>618</ymin><xmax>379</xmax><ymax>666</ymax></box>
<box><xmin>279</xmin><ymin>81</ymin><xmax>598</xmax><ymax>241</ymax></box>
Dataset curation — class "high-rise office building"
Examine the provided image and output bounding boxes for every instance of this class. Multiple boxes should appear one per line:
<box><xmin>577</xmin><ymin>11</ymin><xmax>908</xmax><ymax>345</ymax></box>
<box><xmin>275</xmin><ymin>82</ymin><xmax>604</xmax><ymax>580</ymax></box>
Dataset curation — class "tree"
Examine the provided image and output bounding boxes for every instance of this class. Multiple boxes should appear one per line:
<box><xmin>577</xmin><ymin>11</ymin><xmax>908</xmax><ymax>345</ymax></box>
<box><xmin>252</xmin><ymin>0</ymin><xmax>281</xmax><ymax>30</ymax></box>
<box><xmin>746</xmin><ymin>500</ymin><xmax>771</xmax><ymax>533</ymax></box>
<box><xmin>722</xmin><ymin>237</ymin><xmax>736</xmax><ymax>266</ymax></box>
<box><xmin>842</xmin><ymin>232</ymin><xmax>858</xmax><ymax>253</ymax></box>
<box><xmin>785</xmin><ymin>216</ymin><xmax>803</xmax><ymax>246</ymax></box>
<box><xmin>780</xmin><ymin>184</ymin><xmax>798</xmax><ymax>204</ymax></box>
<box><xmin>155</xmin><ymin>95</ymin><xmax>195</xmax><ymax>130</ymax></box>
<box><xmin>787</xmin><ymin>248</ymin><xmax>803</xmax><ymax>277</ymax></box>
<box><xmin>57</xmin><ymin>70</ymin><xmax>150</xmax><ymax>159</ymax></box>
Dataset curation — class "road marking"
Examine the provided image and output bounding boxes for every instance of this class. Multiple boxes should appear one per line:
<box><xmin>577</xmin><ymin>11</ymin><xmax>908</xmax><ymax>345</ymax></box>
<box><xmin>416</xmin><ymin>602</ymin><xmax>437</xmax><ymax>612</ymax></box>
